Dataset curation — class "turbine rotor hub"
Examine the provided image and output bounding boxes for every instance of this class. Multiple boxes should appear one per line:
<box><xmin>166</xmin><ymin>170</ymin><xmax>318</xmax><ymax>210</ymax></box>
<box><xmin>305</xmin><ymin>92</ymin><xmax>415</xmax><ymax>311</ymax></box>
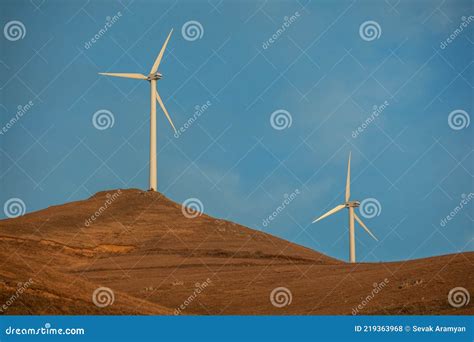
<box><xmin>147</xmin><ymin>72</ymin><xmax>162</xmax><ymax>81</ymax></box>
<box><xmin>345</xmin><ymin>201</ymin><xmax>360</xmax><ymax>208</ymax></box>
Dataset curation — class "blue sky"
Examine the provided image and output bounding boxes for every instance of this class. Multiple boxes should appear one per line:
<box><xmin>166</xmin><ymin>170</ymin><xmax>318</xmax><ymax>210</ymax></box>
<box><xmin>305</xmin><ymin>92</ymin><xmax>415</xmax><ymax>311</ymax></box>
<box><xmin>1</xmin><ymin>0</ymin><xmax>472</xmax><ymax>262</ymax></box>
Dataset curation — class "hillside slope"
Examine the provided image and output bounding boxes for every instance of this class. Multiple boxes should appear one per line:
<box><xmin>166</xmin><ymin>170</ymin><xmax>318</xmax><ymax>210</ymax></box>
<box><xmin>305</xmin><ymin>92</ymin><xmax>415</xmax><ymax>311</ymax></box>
<box><xmin>0</xmin><ymin>189</ymin><xmax>472</xmax><ymax>315</ymax></box>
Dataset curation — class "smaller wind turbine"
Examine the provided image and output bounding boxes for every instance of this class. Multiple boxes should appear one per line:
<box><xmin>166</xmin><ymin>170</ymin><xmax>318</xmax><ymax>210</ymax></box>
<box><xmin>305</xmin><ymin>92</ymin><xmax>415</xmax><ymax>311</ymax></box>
<box><xmin>312</xmin><ymin>152</ymin><xmax>378</xmax><ymax>263</ymax></box>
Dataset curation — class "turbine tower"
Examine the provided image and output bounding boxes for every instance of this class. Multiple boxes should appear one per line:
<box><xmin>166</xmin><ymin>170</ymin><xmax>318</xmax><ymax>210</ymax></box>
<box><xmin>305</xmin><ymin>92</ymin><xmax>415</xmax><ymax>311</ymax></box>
<box><xmin>99</xmin><ymin>30</ymin><xmax>176</xmax><ymax>191</ymax></box>
<box><xmin>312</xmin><ymin>152</ymin><xmax>378</xmax><ymax>263</ymax></box>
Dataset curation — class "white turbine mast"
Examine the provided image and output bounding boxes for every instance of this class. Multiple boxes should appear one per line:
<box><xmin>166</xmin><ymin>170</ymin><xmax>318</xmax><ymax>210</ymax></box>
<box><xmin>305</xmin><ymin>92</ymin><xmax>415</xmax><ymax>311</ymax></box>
<box><xmin>99</xmin><ymin>29</ymin><xmax>176</xmax><ymax>191</ymax></box>
<box><xmin>312</xmin><ymin>152</ymin><xmax>378</xmax><ymax>263</ymax></box>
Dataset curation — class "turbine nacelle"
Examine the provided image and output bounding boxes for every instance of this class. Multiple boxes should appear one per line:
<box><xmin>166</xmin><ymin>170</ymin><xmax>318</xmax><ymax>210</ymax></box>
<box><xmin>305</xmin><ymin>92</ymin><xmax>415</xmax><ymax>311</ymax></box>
<box><xmin>147</xmin><ymin>73</ymin><xmax>162</xmax><ymax>81</ymax></box>
<box><xmin>344</xmin><ymin>201</ymin><xmax>360</xmax><ymax>208</ymax></box>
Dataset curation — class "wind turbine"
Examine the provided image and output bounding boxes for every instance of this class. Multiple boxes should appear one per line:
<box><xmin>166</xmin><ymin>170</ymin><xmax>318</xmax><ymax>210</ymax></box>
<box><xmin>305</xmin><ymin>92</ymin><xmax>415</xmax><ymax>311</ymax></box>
<box><xmin>99</xmin><ymin>29</ymin><xmax>176</xmax><ymax>191</ymax></box>
<box><xmin>312</xmin><ymin>152</ymin><xmax>378</xmax><ymax>263</ymax></box>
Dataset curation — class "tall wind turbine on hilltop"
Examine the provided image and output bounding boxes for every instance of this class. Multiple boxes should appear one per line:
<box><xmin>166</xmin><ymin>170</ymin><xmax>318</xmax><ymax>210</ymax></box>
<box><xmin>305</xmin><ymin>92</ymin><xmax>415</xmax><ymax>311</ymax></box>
<box><xmin>312</xmin><ymin>152</ymin><xmax>378</xmax><ymax>263</ymax></box>
<box><xmin>99</xmin><ymin>29</ymin><xmax>177</xmax><ymax>191</ymax></box>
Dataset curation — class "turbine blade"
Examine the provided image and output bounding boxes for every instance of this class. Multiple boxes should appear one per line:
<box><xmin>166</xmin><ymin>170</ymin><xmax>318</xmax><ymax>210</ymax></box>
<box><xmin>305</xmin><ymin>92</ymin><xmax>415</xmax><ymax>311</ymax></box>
<box><xmin>150</xmin><ymin>29</ymin><xmax>173</xmax><ymax>74</ymax></box>
<box><xmin>354</xmin><ymin>213</ymin><xmax>378</xmax><ymax>241</ymax></box>
<box><xmin>98</xmin><ymin>72</ymin><xmax>147</xmax><ymax>80</ymax></box>
<box><xmin>312</xmin><ymin>204</ymin><xmax>345</xmax><ymax>223</ymax></box>
<box><xmin>155</xmin><ymin>89</ymin><xmax>176</xmax><ymax>133</ymax></box>
<box><xmin>345</xmin><ymin>151</ymin><xmax>351</xmax><ymax>202</ymax></box>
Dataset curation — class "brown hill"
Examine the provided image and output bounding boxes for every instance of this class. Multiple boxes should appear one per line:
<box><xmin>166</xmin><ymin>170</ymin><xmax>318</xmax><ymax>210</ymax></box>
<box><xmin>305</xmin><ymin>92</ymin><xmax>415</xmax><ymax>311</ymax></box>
<box><xmin>0</xmin><ymin>189</ymin><xmax>472</xmax><ymax>315</ymax></box>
